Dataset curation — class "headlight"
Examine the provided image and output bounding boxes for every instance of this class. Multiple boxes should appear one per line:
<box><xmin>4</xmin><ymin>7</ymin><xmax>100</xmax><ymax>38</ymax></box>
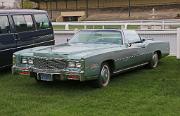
<box><xmin>68</xmin><ymin>61</ymin><xmax>76</xmax><ymax>68</ymax></box>
<box><xmin>28</xmin><ymin>59</ymin><xmax>33</xmax><ymax>64</ymax></box>
<box><xmin>21</xmin><ymin>58</ymin><xmax>34</xmax><ymax>64</ymax></box>
<box><xmin>21</xmin><ymin>58</ymin><xmax>28</xmax><ymax>64</ymax></box>
<box><xmin>76</xmin><ymin>62</ymin><xmax>81</xmax><ymax>68</ymax></box>
<box><xmin>68</xmin><ymin>61</ymin><xmax>81</xmax><ymax>68</ymax></box>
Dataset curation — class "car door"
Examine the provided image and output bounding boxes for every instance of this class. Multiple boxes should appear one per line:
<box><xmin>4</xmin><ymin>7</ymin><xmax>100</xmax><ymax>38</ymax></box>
<box><xmin>115</xmin><ymin>45</ymin><xmax>141</xmax><ymax>70</ymax></box>
<box><xmin>130</xmin><ymin>40</ymin><xmax>148</xmax><ymax>64</ymax></box>
<box><xmin>124</xmin><ymin>30</ymin><xmax>147</xmax><ymax>65</ymax></box>
<box><xmin>115</xmin><ymin>30</ymin><xmax>146</xmax><ymax>70</ymax></box>
<box><xmin>12</xmin><ymin>14</ymin><xmax>37</xmax><ymax>51</ymax></box>
<box><xmin>0</xmin><ymin>15</ymin><xmax>16</xmax><ymax>68</ymax></box>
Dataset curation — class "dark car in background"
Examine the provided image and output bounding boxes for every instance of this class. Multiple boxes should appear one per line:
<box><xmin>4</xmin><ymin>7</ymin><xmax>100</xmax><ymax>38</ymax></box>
<box><xmin>0</xmin><ymin>9</ymin><xmax>54</xmax><ymax>69</ymax></box>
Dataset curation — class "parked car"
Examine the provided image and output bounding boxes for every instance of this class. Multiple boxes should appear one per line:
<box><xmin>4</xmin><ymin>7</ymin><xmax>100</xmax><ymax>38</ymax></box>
<box><xmin>12</xmin><ymin>30</ymin><xmax>169</xmax><ymax>87</ymax></box>
<box><xmin>0</xmin><ymin>9</ymin><xmax>54</xmax><ymax>69</ymax></box>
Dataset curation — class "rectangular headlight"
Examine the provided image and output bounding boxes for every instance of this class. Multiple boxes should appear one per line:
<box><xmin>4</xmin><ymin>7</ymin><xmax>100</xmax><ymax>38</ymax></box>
<box><xmin>68</xmin><ymin>61</ymin><xmax>81</xmax><ymax>68</ymax></box>
<box><xmin>68</xmin><ymin>61</ymin><xmax>76</xmax><ymax>68</ymax></box>
<box><xmin>76</xmin><ymin>62</ymin><xmax>81</xmax><ymax>68</ymax></box>
<box><xmin>22</xmin><ymin>58</ymin><xmax>28</xmax><ymax>64</ymax></box>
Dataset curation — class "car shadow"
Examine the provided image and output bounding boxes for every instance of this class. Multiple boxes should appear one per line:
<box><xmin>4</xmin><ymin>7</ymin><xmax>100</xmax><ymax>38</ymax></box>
<box><xmin>0</xmin><ymin>62</ymin><xmax>164</xmax><ymax>91</ymax></box>
<box><xmin>29</xmin><ymin>62</ymin><xmax>163</xmax><ymax>90</ymax></box>
<box><xmin>30</xmin><ymin>79</ymin><xmax>97</xmax><ymax>91</ymax></box>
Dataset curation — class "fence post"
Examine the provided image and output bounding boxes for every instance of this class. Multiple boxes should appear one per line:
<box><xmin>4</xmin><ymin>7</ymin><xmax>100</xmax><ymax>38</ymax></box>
<box><xmin>177</xmin><ymin>28</ymin><xmax>180</xmax><ymax>59</ymax></box>
<box><xmin>65</xmin><ymin>24</ymin><xmax>69</xmax><ymax>30</ymax></box>
<box><xmin>124</xmin><ymin>24</ymin><xmax>128</xmax><ymax>29</ymax></box>
<box><xmin>102</xmin><ymin>25</ymin><xmax>105</xmax><ymax>29</ymax></box>
<box><xmin>84</xmin><ymin>25</ymin><xmax>87</xmax><ymax>29</ymax></box>
<box><xmin>162</xmin><ymin>20</ymin><xmax>165</xmax><ymax>30</ymax></box>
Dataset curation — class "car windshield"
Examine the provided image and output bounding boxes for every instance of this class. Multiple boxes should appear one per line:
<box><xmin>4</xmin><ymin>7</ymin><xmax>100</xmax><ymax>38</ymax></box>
<box><xmin>69</xmin><ymin>30</ymin><xmax>123</xmax><ymax>45</ymax></box>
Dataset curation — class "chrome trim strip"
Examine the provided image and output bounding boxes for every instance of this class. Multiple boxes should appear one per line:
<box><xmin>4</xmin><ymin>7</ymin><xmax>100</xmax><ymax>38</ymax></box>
<box><xmin>113</xmin><ymin>62</ymin><xmax>149</xmax><ymax>74</ymax></box>
<box><xmin>16</xmin><ymin>39</ymin><xmax>54</xmax><ymax>49</ymax></box>
<box><xmin>0</xmin><ymin>39</ymin><xmax>54</xmax><ymax>52</ymax></box>
<box><xmin>115</xmin><ymin>53</ymin><xmax>152</xmax><ymax>62</ymax></box>
<box><xmin>0</xmin><ymin>48</ymin><xmax>16</xmax><ymax>52</ymax></box>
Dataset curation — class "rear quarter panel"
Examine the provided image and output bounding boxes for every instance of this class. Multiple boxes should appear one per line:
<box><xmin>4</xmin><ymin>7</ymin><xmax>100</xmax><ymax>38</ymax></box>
<box><xmin>145</xmin><ymin>40</ymin><xmax>170</xmax><ymax>58</ymax></box>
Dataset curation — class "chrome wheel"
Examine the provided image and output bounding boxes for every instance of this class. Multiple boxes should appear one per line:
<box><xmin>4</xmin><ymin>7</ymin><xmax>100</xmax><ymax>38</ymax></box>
<box><xmin>148</xmin><ymin>52</ymin><xmax>159</xmax><ymax>68</ymax></box>
<box><xmin>152</xmin><ymin>53</ymin><xmax>159</xmax><ymax>68</ymax></box>
<box><xmin>99</xmin><ymin>64</ymin><xmax>110</xmax><ymax>87</ymax></box>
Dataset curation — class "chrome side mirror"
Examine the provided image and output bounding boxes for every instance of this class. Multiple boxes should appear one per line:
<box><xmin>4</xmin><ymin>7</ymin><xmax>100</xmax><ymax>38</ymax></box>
<box><xmin>125</xmin><ymin>43</ymin><xmax>132</xmax><ymax>47</ymax></box>
<box><xmin>128</xmin><ymin>43</ymin><xmax>132</xmax><ymax>47</ymax></box>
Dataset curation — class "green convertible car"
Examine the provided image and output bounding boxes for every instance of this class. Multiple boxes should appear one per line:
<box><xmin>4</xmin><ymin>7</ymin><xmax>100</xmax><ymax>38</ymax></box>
<box><xmin>12</xmin><ymin>30</ymin><xmax>170</xmax><ymax>87</ymax></box>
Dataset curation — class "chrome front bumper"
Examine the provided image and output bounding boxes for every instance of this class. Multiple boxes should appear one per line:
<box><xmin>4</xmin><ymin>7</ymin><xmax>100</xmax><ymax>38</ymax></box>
<box><xmin>12</xmin><ymin>65</ymin><xmax>85</xmax><ymax>81</ymax></box>
<box><xmin>29</xmin><ymin>67</ymin><xmax>85</xmax><ymax>81</ymax></box>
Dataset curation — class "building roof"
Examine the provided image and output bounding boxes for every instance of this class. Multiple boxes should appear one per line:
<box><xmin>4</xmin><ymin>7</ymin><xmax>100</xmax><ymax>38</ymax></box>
<box><xmin>0</xmin><ymin>9</ymin><xmax>47</xmax><ymax>14</ymax></box>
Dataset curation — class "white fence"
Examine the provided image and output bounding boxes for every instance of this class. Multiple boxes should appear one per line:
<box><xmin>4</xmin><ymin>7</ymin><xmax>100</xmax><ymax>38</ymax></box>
<box><xmin>52</xmin><ymin>20</ymin><xmax>180</xmax><ymax>30</ymax></box>
<box><xmin>52</xmin><ymin>21</ymin><xmax>180</xmax><ymax>58</ymax></box>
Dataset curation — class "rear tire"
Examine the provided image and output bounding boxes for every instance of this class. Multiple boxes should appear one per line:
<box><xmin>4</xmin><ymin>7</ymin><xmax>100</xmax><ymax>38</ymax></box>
<box><xmin>93</xmin><ymin>63</ymin><xmax>111</xmax><ymax>88</ymax></box>
<box><xmin>148</xmin><ymin>52</ymin><xmax>159</xmax><ymax>68</ymax></box>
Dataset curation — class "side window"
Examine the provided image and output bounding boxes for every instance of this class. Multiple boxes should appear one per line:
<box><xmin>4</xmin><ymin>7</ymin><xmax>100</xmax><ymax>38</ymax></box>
<box><xmin>124</xmin><ymin>30</ymin><xmax>141</xmax><ymax>43</ymax></box>
<box><xmin>0</xmin><ymin>16</ymin><xmax>10</xmax><ymax>34</ymax></box>
<box><xmin>13</xmin><ymin>15</ymin><xmax>35</xmax><ymax>32</ymax></box>
<box><xmin>34</xmin><ymin>14</ymin><xmax>51</xmax><ymax>30</ymax></box>
<box><xmin>24</xmin><ymin>15</ymin><xmax>35</xmax><ymax>31</ymax></box>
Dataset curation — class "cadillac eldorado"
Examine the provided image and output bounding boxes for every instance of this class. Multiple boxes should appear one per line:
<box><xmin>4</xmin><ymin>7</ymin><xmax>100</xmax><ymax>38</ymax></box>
<box><xmin>12</xmin><ymin>30</ymin><xmax>170</xmax><ymax>87</ymax></box>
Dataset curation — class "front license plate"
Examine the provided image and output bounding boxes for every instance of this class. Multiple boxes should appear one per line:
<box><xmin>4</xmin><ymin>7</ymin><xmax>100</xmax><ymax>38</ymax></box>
<box><xmin>39</xmin><ymin>73</ymin><xmax>53</xmax><ymax>81</ymax></box>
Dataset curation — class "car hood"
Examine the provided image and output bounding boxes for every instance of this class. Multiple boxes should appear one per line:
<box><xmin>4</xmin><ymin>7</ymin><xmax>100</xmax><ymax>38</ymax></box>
<box><xmin>14</xmin><ymin>46</ymin><xmax>51</xmax><ymax>57</ymax></box>
<box><xmin>33</xmin><ymin>43</ymin><xmax>123</xmax><ymax>59</ymax></box>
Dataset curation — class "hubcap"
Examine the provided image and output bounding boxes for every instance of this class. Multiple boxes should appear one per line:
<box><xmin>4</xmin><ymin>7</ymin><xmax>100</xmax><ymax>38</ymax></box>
<box><xmin>152</xmin><ymin>54</ymin><xmax>158</xmax><ymax>68</ymax></box>
<box><xmin>100</xmin><ymin>65</ymin><xmax>110</xmax><ymax>86</ymax></box>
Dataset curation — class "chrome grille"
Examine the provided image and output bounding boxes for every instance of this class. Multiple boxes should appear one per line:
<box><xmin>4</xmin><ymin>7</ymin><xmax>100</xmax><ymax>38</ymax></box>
<box><xmin>33</xmin><ymin>57</ymin><xmax>66</xmax><ymax>70</ymax></box>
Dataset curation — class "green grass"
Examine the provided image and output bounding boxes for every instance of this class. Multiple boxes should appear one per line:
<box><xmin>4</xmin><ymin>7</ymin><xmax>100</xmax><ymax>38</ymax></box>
<box><xmin>127</xmin><ymin>25</ymin><xmax>140</xmax><ymax>29</ymax></box>
<box><xmin>53</xmin><ymin>25</ymin><xmax>65</xmax><ymax>30</ymax></box>
<box><xmin>0</xmin><ymin>57</ymin><xmax>180</xmax><ymax>116</ymax></box>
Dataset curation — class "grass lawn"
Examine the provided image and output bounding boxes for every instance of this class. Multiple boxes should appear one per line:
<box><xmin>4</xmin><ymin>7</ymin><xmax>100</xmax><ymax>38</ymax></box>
<box><xmin>0</xmin><ymin>57</ymin><xmax>180</xmax><ymax>116</ymax></box>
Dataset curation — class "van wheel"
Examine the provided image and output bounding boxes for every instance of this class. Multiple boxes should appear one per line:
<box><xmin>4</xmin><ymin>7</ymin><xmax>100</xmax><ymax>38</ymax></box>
<box><xmin>148</xmin><ymin>52</ymin><xmax>159</xmax><ymax>68</ymax></box>
<box><xmin>93</xmin><ymin>63</ymin><xmax>111</xmax><ymax>88</ymax></box>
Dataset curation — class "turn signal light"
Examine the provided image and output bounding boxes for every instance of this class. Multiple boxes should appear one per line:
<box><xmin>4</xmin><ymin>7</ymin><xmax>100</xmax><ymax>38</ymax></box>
<box><xmin>67</xmin><ymin>75</ymin><xmax>80</xmax><ymax>80</ymax></box>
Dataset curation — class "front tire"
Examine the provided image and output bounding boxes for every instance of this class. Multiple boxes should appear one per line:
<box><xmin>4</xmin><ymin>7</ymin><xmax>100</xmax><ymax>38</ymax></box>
<box><xmin>148</xmin><ymin>52</ymin><xmax>159</xmax><ymax>68</ymax></box>
<box><xmin>93</xmin><ymin>63</ymin><xmax>111</xmax><ymax>88</ymax></box>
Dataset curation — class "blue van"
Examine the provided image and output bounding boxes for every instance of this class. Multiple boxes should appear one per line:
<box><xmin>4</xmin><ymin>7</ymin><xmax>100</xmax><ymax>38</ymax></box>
<box><xmin>0</xmin><ymin>9</ymin><xmax>54</xmax><ymax>69</ymax></box>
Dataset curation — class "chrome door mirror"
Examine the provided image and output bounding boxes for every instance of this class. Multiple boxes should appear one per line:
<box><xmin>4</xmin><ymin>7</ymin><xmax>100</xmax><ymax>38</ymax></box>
<box><xmin>125</xmin><ymin>42</ymin><xmax>132</xmax><ymax>47</ymax></box>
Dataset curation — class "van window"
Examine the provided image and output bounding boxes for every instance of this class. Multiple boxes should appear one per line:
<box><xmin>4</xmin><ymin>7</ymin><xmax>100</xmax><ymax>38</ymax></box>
<box><xmin>13</xmin><ymin>15</ymin><xmax>35</xmax><ymax>32</ymax></box>
<box><xmin>34</xmin><ymin>14</ymin><xmax>50</xmax><ymax>30</ymax></box>
<box><xmin>0</xmin><ymin>16</ymin><xmax>10</xmax><ymax>34</ymax></box>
